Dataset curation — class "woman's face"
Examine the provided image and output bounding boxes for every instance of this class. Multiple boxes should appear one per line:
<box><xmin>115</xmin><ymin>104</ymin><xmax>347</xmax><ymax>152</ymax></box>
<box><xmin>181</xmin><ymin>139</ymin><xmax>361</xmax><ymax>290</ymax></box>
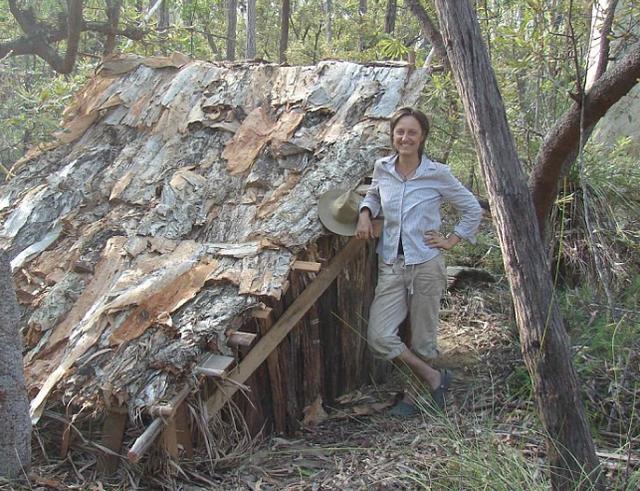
<box><xmin>392</xmin><ymin>115</ymin><xmax>424</xmax><ymax>158</ymax></box>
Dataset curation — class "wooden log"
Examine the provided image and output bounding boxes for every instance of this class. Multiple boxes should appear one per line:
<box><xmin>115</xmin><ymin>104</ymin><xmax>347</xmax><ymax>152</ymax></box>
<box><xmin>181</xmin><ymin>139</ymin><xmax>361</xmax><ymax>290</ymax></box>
<box><xmin>204</xmin><ymin>237</ymin><xmax>365</xmax><ymax>417</ymax></box>
<box><xmin>174</xmin><ymin>402</ymin><xmax>193</xmax><ymax>458</ymax></box>
<box><xmin>256</xmin><ymin>315</ymin><xmax>287</xmax><ymax>432</ymax></box>
<box><xmin>97</xmin><ymin>407</ymin><xmax>128</xmax><ymax>474</ymax></box>
<box><xmin>292</xmin><ymin>260</ymin><xmax>322</xmax><ymax>273</ymax></box>
<box><xmin>227</xmin><ymin>330</ymin><xmax>257</xmax><ymax>348</ymax></box>
<box><xmin>163</xmin><ymin>418</ymin><xmax>179</xmax><ymax>459</ymax></box>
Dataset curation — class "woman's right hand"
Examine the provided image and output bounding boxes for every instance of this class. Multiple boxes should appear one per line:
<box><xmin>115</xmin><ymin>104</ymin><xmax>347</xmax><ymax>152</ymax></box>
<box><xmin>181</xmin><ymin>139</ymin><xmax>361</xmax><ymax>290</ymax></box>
<box><xmin>355</xmin><ymin>211</ymin><xmax>374</xmax><ymax>240</ymax></box>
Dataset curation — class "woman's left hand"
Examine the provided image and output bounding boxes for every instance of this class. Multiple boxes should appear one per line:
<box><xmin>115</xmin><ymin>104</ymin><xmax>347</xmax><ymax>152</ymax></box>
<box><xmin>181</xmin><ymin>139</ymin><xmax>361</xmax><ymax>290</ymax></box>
<box><xmin>424</xmin><ymin>231</ymin><xmax>460</xmax><ymax>250</ymax></box>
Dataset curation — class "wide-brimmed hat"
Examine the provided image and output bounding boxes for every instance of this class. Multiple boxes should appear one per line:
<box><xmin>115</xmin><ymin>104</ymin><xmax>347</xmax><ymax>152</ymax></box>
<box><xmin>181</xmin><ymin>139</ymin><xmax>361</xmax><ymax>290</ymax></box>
<box><xmin>318</xmin><ymin>189</ymin><xmax>362</xmax><ymax>236</ymax></box>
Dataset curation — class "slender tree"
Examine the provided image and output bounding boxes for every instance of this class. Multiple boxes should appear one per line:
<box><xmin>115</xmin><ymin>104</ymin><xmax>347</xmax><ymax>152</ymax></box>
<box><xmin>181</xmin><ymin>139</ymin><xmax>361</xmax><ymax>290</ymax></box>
<box><xmin>104</xmin><ymin>0</ymin><xmax>122</xmax><ymax>56</ymax></box>
<box><xmin>359</xmin><ymin>0</ymin><xmax>368</xmax><ymax>51</ymax></box>
<box><xmin>325</xmin><ymin>0</ymin><xmax>333</xmax><ymax>47</ymax></box>
<box><xmin>433</xmin><ymin>1</ymin><xmax>602</xmax><ymax>488</ymax></box>
<box><xmin>279</xmin><ymin>0</ymin><xmax>290</xmax><ymax>63</ymax></box>
<box><xmin>246</xmin><ymin>0</ymin><xmax>257</xmax><ymax>58</ymax></box>
<box><xmin>226</xmin><ymin>0</ymin><xmax>238</xmax><ymax>61</ymax></box>
<box><xmin>0</xmin><ymin>253</ymin><xmax>31</xmax><ymax>478</ymax></box>
<box><xmin>384</xmin><ymin>0</ymin><xmax>397</xmax><ymax>34</ymax></box>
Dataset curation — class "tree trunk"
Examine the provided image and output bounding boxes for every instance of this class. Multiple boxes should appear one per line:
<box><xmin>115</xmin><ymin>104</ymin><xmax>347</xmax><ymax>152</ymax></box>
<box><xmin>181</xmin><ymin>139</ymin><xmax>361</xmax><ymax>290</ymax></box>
<box><xmin>279</xmin><ymin>0</ymin><xmax>290</xmax><ymax>64</ymax></box>
<box><xmin>226</xmin><ymin>0</ymin><xmax>237</xmax><ymax>61</ymax></box>
<box><xmin>358</xmin><ymin>0</ymin><xmax>367</xmax><ymax>51</ymax></box>
<box><xmin>0</xmin><ymin>253</ymin><xmax>31</xmax><ymax>478</ymax></box>
<box><xmin>406</xmin><ymin>0</ymin><xmax>447</xmax><ymax>67</ymax></box>
<box><xmin>325</xmin><ymin>0</ymin><xmax>333</xmax><ymax>47</ymax></box>
<box><xmin>104</xmin><ymin>0</ymin><xmax>122</xmax><ymax>56</ymax></box>
<box><xmin>246</xmin><ymin>0</ymin><xmax>256</xmax><ymax>59</ymax></box>
<box><xmin>384</xmin><ymin>0</ymin><xmax>397</xmax><ymax>34</ymax></box>
<box><xmin>433</xmin><ymin>2</ymin><xmax>602</xmax><ymax>489</ymax></box>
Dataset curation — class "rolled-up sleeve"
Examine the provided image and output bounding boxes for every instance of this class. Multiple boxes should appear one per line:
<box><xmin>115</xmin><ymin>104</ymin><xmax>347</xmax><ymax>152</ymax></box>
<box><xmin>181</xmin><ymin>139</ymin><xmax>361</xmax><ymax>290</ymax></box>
<box><xmin>438</xmin><ymin>168</ymin><xmax>483</xmax><ymax>244</ymax></box>
<box><xmin>360</xmin><ymin>162</ymin><xmax>382</xmax><ymax>218</ymax></box>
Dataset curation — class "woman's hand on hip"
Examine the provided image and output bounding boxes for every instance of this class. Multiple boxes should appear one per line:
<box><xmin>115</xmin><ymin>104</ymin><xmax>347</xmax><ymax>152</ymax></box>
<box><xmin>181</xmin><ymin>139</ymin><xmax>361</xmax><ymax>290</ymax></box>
<box><xmin>424</xmin><ymin>230</ymin><xmax>460</xmax><ymax>250</ymax></box>
<box><xmin>355</xmin><ymin>212</ymin><xmax>374</xmax><ymax>240</ymax></box>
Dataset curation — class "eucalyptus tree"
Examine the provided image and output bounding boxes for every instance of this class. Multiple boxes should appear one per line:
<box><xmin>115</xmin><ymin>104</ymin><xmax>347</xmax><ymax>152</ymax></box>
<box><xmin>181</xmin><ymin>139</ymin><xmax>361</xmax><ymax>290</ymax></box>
<box><xmin>280</xmin><ymin>0</ymin><xmax>291</xmax><ymax>63</ymax></box>
<box><xmin>433</xmin><ymin>1</ymin><xmax>603</xmax><ymax>487</ymax></box>
<box><xmin>246</xmin><ymin>0</ymin><xmax>257</xmax><ymax>58</ymax></box>
<box><xmin>0</xmin><ymin>253</ymin><xmax>31</xmax><ymax>478</ymax></box>
<box><xmin>227</xmin><ymin>0</ymin><xmax>238</xmax><ymax>60</ymax></box>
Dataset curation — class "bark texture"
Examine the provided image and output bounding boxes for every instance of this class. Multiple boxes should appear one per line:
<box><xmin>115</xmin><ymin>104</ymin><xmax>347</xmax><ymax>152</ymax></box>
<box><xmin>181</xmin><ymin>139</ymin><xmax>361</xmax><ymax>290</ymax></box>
<box><xmin>434</xmin><ymin>1</ymin><xmax>601</xmax><ymax>488</ymax></box>
<box><xmin>0</xmin><ymin>56</ymin><xmax>426</xmax><ymax>430</ymax></box>
<box><xmin>0</xmin><ymin>252</ymin><xmax>31</xmax><ymax>478</ymax></box>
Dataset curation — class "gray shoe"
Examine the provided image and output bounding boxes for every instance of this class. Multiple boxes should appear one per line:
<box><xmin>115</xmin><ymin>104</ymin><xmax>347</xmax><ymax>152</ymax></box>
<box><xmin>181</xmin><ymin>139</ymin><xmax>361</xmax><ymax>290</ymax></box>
<box><xmin>430</xmin><ymin>368</ymin><xmax>453</xmax><ymax>410</ymax></box>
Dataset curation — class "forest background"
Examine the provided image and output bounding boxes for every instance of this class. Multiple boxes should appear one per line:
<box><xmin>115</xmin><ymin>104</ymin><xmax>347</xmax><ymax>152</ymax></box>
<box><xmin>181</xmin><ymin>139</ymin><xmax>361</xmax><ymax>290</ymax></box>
<box><xmin>1</xmin><ymin>0</ymin><xmax>639</xmax><ymax>489</ymax></box>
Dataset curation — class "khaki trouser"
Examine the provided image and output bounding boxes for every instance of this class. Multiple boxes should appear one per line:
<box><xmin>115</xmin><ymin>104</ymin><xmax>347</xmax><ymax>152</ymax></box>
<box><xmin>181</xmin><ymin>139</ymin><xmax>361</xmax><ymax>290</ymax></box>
<box><xmin>367</xmin><ymin>254</ymin><xmax>447</xmax><ymax>361</ymax></box>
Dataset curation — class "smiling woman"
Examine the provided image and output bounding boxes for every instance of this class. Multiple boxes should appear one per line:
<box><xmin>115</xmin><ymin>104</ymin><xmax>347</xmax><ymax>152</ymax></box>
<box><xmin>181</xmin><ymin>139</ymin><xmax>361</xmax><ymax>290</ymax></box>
<box><xmin>355</xmin><ymin>106</ymin><xmax>482</xmax><ymax>416</ymax></box>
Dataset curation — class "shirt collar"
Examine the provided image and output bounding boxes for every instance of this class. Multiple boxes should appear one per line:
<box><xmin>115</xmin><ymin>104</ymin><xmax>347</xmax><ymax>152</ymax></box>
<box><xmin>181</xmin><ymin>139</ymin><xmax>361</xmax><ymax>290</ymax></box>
<box><xmin>382</xmin><ymin>154</ymin><xmax>437</xmax><ymax>175</ymax></box>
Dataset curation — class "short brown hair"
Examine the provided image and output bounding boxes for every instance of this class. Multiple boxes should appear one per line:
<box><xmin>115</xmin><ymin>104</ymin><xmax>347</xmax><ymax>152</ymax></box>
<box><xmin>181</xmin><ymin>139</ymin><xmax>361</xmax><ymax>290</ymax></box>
<box><xmin>389</xmin><ymin>107</ymin><xmax>430</xmax><ymax>155</ymax></box>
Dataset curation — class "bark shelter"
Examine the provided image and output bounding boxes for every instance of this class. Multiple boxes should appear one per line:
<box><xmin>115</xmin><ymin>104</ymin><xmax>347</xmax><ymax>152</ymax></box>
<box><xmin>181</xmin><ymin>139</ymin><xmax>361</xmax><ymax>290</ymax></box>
<box><xmin>0</xmin><ymin>56</ymin><xmax>427</xmax><ymax>447</ymax></box>
<box><xmin>434</xmin><ymin>2</ymin><xmax>601</xmax><ymax>488</ymax></box>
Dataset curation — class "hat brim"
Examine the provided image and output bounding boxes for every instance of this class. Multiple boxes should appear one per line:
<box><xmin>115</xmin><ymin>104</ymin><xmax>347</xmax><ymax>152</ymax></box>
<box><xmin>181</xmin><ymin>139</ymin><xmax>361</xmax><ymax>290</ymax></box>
<box><xmin>318</xmin><ymin>189</ymin><xmax>359</xmax><ymax>236</ymax></box>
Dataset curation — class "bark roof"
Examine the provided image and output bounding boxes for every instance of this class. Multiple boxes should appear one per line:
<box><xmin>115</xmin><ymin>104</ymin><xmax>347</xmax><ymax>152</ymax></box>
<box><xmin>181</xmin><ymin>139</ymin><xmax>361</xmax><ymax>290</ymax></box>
<box><xmin>0</xmin><ymin>54</ymin><xmax>427</xmax><ymax>422</ymax></box>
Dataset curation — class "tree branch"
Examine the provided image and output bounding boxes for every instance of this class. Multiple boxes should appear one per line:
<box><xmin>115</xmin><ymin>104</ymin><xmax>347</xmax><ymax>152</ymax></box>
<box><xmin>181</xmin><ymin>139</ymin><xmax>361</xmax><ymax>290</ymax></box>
<box><xmin>529</xmin><ymin>41</ymin><xmax>640</xmax><ymax>235</ymax></box>
<box><xmin>405</xmin><ymin>0</ymin><xmax>448</xmax><ymax>68</ymax></box>
<box><xmin>2</xmin><ymin>0</ymin><xmax>145</xmax><ymax>73</ymax></box>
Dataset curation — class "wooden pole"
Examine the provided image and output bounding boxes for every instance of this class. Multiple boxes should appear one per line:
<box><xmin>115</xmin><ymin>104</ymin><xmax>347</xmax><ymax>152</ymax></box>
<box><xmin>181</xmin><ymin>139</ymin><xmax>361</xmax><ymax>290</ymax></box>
<box><xmin>97</xmin><ymin>407</ymin><xmax>128</xmax><ymax>474</ymax></box>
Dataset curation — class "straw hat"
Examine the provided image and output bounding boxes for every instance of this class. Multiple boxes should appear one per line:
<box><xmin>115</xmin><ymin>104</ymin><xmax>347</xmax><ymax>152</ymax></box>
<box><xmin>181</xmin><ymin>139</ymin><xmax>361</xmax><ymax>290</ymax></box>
<box><xmin>318</xmin><ymin>189</ymin><xmax>362</xmax><ymax>236</ymax></box>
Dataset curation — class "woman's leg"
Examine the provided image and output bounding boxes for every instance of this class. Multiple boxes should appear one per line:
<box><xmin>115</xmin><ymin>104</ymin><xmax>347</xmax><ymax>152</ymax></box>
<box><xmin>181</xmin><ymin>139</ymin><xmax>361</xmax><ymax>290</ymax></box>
<box><xmin>367</xmin><ymin>260</ymin><xmax>410</xmax><ymax>360</ymax></box>
<box><xmin>409</xmin><ymin>255</ymin><xmax>447</xmax><ymax>361</ymax></box>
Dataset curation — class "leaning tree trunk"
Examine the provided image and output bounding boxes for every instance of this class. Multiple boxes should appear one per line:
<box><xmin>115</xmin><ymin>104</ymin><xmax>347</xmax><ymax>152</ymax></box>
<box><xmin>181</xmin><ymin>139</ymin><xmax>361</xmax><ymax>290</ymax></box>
<box><xmin>433</xmin><ymin>1</ymin><xmax>601</xmax><ymax>489</ymax></box>
<box><xmin>0</xmin><ymin>253</ymin><xmax>31</xmax><ymax>478</ymax></box>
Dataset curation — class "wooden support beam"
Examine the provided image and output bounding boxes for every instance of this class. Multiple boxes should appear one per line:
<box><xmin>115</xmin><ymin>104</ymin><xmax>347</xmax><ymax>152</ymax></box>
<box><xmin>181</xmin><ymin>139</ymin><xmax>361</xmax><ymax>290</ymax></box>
<box><xmin>163</xmin><ymin>418</ymin><xmax>179</xmax><ymax>458</ymax></box>
<box><xmin>256</xmin><ymin>314</ymin><xmax>287</xmax><ymax>432</ymax></box>
<box><xmin>174</xmin><ymin>402</ymin><xmax>193</xmax><ymax>458</ymax></box>
<box><xmin>97</xmin><ymin>407</ymin><xmax>128</xmax><ymax>474</ymax></box>
<box><xmin>227</xmin><ymin>330</ymin><xmax>257</xmax><ymax>348</ymax></box>
<box><xmin>292</xmin><ymin>260</ymin><xmax>322</xmax><ymax>273</ymax></box>
<box><xmin>204</xmin><ymin>237</ymin><xmax>365</xmax><ymax>418</ymax></box>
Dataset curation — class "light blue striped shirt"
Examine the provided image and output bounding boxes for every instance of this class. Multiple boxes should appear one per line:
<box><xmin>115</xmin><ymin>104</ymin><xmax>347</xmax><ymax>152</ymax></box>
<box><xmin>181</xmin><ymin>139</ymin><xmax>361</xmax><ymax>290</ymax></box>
<box><xmin>360</xmin><ymin>154</ymin><xmax>482</xmax><ymax>266</ymax></box>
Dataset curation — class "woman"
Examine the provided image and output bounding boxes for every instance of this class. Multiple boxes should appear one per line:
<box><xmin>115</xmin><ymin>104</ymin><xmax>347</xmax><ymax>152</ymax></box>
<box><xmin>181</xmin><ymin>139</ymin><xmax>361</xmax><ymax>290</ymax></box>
<box><xmin>356</xmin><ymin>107</ymin><xmax>482</xmax><ymax>415</ymax></box>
